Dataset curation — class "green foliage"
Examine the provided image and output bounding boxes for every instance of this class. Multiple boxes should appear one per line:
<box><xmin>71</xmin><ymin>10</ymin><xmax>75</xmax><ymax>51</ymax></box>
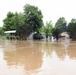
<box><xmin>3</xmin><ymin>12</ymin><xmax>16</xmax><ymax>31</ymax></box>
<box><xmin>0</xmin><ymin>27</ymin><xmax>4</xmax><ymax>36</ymax></box>
<box><xmin>24</xmin><ymin>4</ymin><xmax>43</xmax><ymax>33</ymax></box>
<box><xmin>16</xmin><ymin>23</ymin><xmax>32</xmax><ymax>40</ymax></box>
<box><xmin>16</xmin><ymin>4</ymin><xmax>43</xmax><ymax>40</ymax></box>
<box><xmin>3</xmin><ymin>4</ymin><xmax>43</xmax><ymax>40</ymax></box>
<box><xmin>40</xmin><ymin>21</ymin><xmax>53</xmax><ymax>38</ymax></box>
<box><xmin>68</xmin><ymin>18</ymin><xmax>76</xmax><ymax>40</ymax></box>
<box><xmin>55</xmin><ymin>17</ymin><xmax>67</xmax><ymax>33</ymax></box>
<box><xmin>15</xmin><ymin>12</ymin><xmax>25</xmax><ymax>28</ymax></box>
<box><xmin>53</xmin><ymin>17</ymin><xmax>67</xmax><ymax>40</ymax></box>
<box><xmin>33</xmin><ymin>33</ymin><xmax>43</xmax><ymax>40</ymax></box>
<box><xmin>3</xmin><ymin>12</ymin><xmax>25</xmax><ymax>31</ymax></box>
<box><xmin>15</xmin><ymin>12</ymin><xmax>29</xmax><ymax>40</ymax></box>
<box><xmin>52</xmin><ymin>28</ymin><xmax>60</xmax><ymax>40</ymax></box>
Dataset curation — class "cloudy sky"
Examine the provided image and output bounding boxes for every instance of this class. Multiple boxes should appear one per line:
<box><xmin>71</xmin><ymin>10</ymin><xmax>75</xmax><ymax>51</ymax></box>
<box><xmin>0</xmin><ymin>0</ymin><xmax>76</xmax><ymax>27</ymax></box>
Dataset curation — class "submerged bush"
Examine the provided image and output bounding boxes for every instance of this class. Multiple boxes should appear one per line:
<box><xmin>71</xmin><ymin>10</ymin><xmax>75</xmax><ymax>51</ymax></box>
<box><xmin>33</xmin><ymin>33</ymin><xmax>43</xmax><ymax>40</ymax></box>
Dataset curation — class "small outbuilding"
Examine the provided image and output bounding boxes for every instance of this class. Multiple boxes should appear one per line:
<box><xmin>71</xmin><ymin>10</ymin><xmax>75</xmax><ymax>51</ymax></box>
<box><xmin>60</xmin><ymin>32</ymin><xmax>69</xmax><ymax>37</ymax></box>
<box><xmin>4</xmin><ymin>30</ymin><xmax>16</xmax><ymax>39</ymax></box>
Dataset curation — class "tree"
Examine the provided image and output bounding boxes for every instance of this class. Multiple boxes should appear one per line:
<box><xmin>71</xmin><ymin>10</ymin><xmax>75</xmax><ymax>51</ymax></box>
<box><xmin>55</xmin><ymin>17</ymin><xmax>67</xmax><ymax>32</ymax></box>
<box><xmin>52</xmin><ymin>28</ymin><xmax>60</xmax><ymax>41</ymax></box>
<box><xmin>3</xmin><ymin>4</ymin><xmax>43</xmax><ymax>40</ymax></box>
<box><xmin>3</xmin><ymin>12</ymin><xmax>16</xmax><ymax>31</ymax></box>
<box><xmin>40</xmin><ymin>21</ymin><xmax>53</xmax><ymax>39</ymax></box>
<box><xmin>15</xmin><ymin>12</ymin><xmax>29</xmax><ymax>40</ymax></box>
<box><xmin>53</xmin><ymin>17</ymin><xmax>67</xmax><ymax>40</ymax></box>
<box><xmin>0</xmin><ymin>27</ymin><xmax>4</xmax><ymax>36</ymax></box>
<box><xmin>23</xmin><ymin>4</ymin><xmax>43</xmax><ymax>33</ymax></box>
<box><xmin>68</xmin><ymin>18</ymin><xmax>76</xmax><ymax>40</ymax></box>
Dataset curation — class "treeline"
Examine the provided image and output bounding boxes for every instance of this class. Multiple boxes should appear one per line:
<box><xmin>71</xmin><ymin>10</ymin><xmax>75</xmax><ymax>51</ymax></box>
<box><xmin>0</xmin><ymin>4</ymin><xmax>76</xmax><ymax>40</ymax></box>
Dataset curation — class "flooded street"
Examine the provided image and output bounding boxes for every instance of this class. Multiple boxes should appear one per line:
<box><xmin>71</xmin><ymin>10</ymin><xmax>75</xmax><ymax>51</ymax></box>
<box><xmin>0</xmin><ymin>40</ymin><xmax>76</xmax><ymax>75</ymax></box>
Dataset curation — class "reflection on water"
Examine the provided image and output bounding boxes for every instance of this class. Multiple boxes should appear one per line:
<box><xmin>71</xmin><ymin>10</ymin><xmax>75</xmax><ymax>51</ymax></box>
<box><xmin>0</xmin><ymin>40</ymin><xmax>76</xmax><ymax>75</ymax></box>
<box><xmin>4</xmin><ymin>41</ymin><xmax>43</xmax><ymax>71</ymax></box>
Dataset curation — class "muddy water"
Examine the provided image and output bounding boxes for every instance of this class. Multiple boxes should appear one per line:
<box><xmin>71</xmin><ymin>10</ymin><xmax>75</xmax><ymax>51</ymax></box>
<box><xmin>0</xmin><ymin>40</ymin><xmax>76</xmax><ymax>75</ymax></box>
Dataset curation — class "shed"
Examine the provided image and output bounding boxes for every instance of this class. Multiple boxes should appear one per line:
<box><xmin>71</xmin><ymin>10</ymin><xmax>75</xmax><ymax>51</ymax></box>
<box><xmin>60</xmin><ymin>32</ymin><xmax>69</xmax><ymax>37</ymax></box>
<box><xmin>4</xmin><ymin>30</ymin><xmax>16</xmax><ymax>34</ymax></box>
<box><xmin>4</xmin><ymin>30</ymin><xmax>16</xmax><ymax>39</ymax></box>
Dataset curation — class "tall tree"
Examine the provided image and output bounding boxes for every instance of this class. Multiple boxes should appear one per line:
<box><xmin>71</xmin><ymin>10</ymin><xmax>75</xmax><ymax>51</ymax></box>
<box><xmin>23</xmin><ymin>4</ymin><xmax>43</xmax><ymax>33</ymax></box>
<box><xmin>0</xmin><ymin>27</ymin><xmax>4</xmax><ymax>36</ymax></box>
<box><xmin>3</xmin><ymin>12</ymin><xmax>15</xmax><ymax>31</ymax></box>
<box><xmin>15</xmin><ymin>12</ymin><xmax>28</xmax><ymax>39</ymax></box>
<box><xmin>3</xmin><ymin>12</ymin><xmax>26</xmax><ymax>39</ymax></box>
<box><xmin>40</xmin><ymin>21</ymin><xmax>53</xmax><ymax>39</ymax></box>
<box><xmin>55</xmin><ymin>17</ymin><xmax>67</xmax><ymax>32</ymax></box>
<box><xmin>68</xmin><ymin>18</ymin><xmax>76</xmax><ymax>40</ymax></box>
<box><xmin>53</xmin><ymin>17</ymin><xmax>67</xmax><ymax>40</ymax></box>
<box><xmin>3</xmin><ymin>4</ymin><xmax>43</xmax><ymax>40</ymax></box>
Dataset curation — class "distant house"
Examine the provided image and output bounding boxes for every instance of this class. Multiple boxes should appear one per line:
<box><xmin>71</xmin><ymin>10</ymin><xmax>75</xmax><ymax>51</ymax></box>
<box><xmin>60</xmin><ymin>32</ymin><xmax>69</xmax><ymax>38</ymax></box>
<box><xmin>59</xmin><ymin>32</ymin><xmax>70</xmax><ymax>42</ymax></box>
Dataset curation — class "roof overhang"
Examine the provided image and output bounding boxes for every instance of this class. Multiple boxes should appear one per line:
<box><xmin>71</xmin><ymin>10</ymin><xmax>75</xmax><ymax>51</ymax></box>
<box><xmin>4</xmin><ymin>30</ymin><xmax>16</xmax><ymax>33</ymax></box>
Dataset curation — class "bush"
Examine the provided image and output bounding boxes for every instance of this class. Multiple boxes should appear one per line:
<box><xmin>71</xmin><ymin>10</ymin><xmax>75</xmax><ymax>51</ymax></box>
<box><xmin>33</xmin><ymin>33</ymin><xmax>43</xmax><ymax>40</ymax></box>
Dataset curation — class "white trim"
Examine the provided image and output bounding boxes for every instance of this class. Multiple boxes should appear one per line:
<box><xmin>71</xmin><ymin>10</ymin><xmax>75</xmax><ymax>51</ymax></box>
<box><xmin>4</xmin><ymin>30</ymin><xmax>16</xmax><ymax>33</ymax></box>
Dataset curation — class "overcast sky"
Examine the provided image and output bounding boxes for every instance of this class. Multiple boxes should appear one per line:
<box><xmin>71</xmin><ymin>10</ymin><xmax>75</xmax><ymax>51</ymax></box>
<box><xmin>0</xmin><ymin>0</ymin><xmax>76</xmax><ymax>27</ymax></box>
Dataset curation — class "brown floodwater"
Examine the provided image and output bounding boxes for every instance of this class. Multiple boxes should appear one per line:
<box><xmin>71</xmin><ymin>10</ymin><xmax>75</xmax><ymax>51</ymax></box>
<box><xmin>0</xmin><ymin>39</ymin><xmax>76</xmax><ymax>75</ymax></box>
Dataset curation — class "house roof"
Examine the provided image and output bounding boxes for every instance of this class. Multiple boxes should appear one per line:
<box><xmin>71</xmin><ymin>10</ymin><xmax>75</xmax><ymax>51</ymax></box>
<box><xmin>4</xmin><ymin>30</ymin><xmax>16</xmax><ymax>33</ymax></box>
<box><xmin>60</xmin><ymin>32</ymin><xmax>69</xmax><ymax>37</ymax></box>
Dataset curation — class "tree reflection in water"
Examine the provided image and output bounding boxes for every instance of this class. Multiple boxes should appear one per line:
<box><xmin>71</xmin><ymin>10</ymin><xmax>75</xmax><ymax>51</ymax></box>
<box><xmin>53</xmin><ymin>43</ymin><xmax>66</xmax><ymax>60</ymax></box>
<box><xmin>2</xmin><ymin>40</ymin><xmax>76</xmax><ymax>75</ymax></box>
<box><xmin>3</xmin><ymin>40</ymin><xmax>76</xmax><ymax>64</ymax></box>
<box><xmin>67</xmin><ymin>41</ymin><xmax>76</xmax><ymax>59</ymax></box>
<box><xmin>52</xmin><ymin>40</ymin><xmax>76</xmax><ymax>60</ymax></box>
<box><xmin>3</xmin><ymin>40</ymin><xmax>43</xmax><ymax>71</ymax></box>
